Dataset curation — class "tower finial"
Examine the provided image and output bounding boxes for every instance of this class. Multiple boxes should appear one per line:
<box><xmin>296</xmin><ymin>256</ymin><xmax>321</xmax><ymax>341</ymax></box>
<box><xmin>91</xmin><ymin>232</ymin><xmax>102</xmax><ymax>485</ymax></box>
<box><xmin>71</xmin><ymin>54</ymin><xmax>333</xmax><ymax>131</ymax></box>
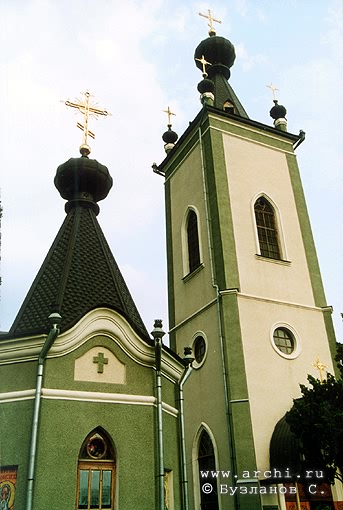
<box><xmin>63</xmin><ymin>91</ymin><xmax>111</xmax><ymax>157</ymax></box>
<box><xmin>163</xmin><ymin>106</ymin><xmax>176</xmax><ymax>127</ymax></box>
<box><xmin>162</xmin><ymin>107</ymin><xmax>178</xmax><ymax>154</ymax></box>
<box><xmin>267</xmin><ymin>83</ymin><xmax>279</xmax><ymax>102</ymax></box>
<box><xmin>268</xmin><ymin>83</ymin><xmax>287</xmax><ymax>132</ymax></box>
<box><xmin>199</xmin><ymin>9</ymin><xmax>222</xmax><ymax>36</ymax></box>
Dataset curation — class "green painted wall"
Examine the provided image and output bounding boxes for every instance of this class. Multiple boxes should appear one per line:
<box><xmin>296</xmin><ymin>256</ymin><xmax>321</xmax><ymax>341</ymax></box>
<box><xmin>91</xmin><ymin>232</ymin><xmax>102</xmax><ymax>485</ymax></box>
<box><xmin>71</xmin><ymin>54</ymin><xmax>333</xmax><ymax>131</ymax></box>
<box><xmin>0</xmin><ymin>331</ymin><xmax>182</xmax><ymax>510</ymax></box>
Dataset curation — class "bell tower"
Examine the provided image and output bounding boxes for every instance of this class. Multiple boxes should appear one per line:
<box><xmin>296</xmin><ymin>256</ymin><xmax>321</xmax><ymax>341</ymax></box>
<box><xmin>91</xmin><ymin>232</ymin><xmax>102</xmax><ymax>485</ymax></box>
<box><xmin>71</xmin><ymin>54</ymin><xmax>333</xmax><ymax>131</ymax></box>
<box><xmin>156</xmin><ymin>15</ymin><xmax>337</xmax><ymax>510</ymax></box>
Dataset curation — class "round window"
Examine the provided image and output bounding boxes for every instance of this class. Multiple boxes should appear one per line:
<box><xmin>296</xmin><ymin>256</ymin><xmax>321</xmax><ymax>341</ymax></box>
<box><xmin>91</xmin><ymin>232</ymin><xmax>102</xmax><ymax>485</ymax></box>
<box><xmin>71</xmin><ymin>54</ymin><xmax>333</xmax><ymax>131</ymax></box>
<box><xmin>87</xmin><ymin>434</ymin><xmax>107</xmax><ymax>459</ymax></box>
<box><xmin>193</xmin><ymin>335</ymin><xmax>206</xmax><ymax>366</ymax></box>
<box><xmin>273</xmin><ymin>327</ymin><xmax>295</xmax><ymax>355</ymax></box>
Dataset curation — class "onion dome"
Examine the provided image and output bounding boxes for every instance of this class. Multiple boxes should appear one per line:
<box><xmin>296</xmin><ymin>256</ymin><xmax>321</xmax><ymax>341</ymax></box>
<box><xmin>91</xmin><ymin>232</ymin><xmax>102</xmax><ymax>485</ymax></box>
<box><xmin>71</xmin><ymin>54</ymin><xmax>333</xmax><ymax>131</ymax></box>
<box><xmin>162</xmin><ymin>126</ymin><xmax>178</xmax><ymax>145</ymax></box>
<box><xmin>197</xmin><ymin>77</ymin><xmax>215</xmax><ymax>95</ymax></box>
<box><xmin>270</xmin><ymin>100</ymin><xmax>287</xmax><ymax>132</ymax></box>
<box><xmin>162</xmin><ymin>126</ymin><xmax>178</xmax><ymax>154</ymax></box>
<box><xmin>270</xmin><ymin>100</ymin><xmax>287</xmax><ymax>121</ymax></box>
<box><xmin>54</xmin><ymin>156</ymin><xmax>113</xmax><ymax>215</ymax></box>
<box><xmin>197</xmin><ymin>76</ymin><xmax>215</xmax><ymax>105</ymax></box>
<box><xmin>195</xmin><ymin>35</ymin><xmax>236</xmax><ymax>81</ymax></box>
<box><xmin>162</xmin><ymin>107</ymin><xmax>178</xmax><ymax>154</ymax></box>
<box><xmin>193</xmin><ymin>34</ymin><xmax>248</xmax><ymax>116</ymax></box>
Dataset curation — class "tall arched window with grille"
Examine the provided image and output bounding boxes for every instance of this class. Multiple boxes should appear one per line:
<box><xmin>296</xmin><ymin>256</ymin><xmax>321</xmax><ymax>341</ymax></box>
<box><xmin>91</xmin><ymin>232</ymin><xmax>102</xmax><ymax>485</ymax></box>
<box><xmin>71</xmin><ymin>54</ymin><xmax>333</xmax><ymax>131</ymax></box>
<box><xmin>76</xmin><ymin>428</ymin><xmax>116</xmax><ymax>510</ymax></box>
<box><xmin>198</xmin><ymin>429</ymin><xmax>219</xmax><ymax>510</ymax></box>
<box><xmin>254</xmin><ymin>196</ymin><xmax>281</xmax><ymax>259</ymax></box>
<box><xmin>187</xmin><ymin>209</ymin><xmax>201</xmax><ymax>273</ymax></box>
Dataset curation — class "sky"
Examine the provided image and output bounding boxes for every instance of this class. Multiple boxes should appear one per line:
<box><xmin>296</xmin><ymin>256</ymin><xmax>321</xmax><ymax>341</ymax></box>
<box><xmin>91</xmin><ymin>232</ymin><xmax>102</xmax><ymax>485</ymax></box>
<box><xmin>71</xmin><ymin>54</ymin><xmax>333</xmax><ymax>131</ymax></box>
<box><xmin>0</xmin><ymin>0</ymin><xmax>342</xmax><ymax>346</ymax></box>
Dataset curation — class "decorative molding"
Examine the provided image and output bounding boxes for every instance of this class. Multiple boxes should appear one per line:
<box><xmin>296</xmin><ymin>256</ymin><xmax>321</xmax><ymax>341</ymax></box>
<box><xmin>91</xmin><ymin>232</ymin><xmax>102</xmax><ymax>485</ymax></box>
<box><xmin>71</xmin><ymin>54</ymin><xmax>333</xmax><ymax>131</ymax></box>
<box><xmin>0</xmin><ymin>388</ymin><xmax>179</xmax><ymax>417</ymax></box>
<box><xmin>0</xmin><ymin>308</ymin><xmax>184</xmax><ymax>383</ymax></box>
<box><xmin>0</xmin><ymin>389</ymin><xmax>35</xmax><ymax>403</ymax></box>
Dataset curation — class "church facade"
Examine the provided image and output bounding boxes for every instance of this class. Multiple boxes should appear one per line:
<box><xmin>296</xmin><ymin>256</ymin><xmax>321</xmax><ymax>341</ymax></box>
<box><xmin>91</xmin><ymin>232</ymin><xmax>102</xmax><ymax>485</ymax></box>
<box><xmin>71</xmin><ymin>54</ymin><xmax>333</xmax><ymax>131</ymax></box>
<box><xmin>0</xmin><ymin>18</ymin><xmax>342</xmax><ymax>510</ymax></box>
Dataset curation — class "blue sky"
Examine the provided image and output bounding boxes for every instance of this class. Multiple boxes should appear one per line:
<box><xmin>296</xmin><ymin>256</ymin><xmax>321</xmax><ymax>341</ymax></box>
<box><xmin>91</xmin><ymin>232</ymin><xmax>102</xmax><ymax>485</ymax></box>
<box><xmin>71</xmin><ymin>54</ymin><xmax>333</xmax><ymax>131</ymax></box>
<box><xmin>0</xmin><ymin>0</ymin><xmax>342</xmax><ymax>347</ymax></box>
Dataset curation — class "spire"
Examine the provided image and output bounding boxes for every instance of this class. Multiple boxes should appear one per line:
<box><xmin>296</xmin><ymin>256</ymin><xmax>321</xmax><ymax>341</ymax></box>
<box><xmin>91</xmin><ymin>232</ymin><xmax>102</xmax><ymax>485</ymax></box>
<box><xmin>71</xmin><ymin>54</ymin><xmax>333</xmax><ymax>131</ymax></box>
<box><xmin>162</xmin><ymin>107</ymin><xmax>178</xmax><ymax>154</ymax></box>
<box><xmin>8</xmin><ymin>95</ymin><xmax>150</xmax><ymax>341</ymax></box>
<box><xmin>267</xmin><ymin>83</ymin><xmax>288</xmax><ymax>132</ymax></box>
<box><xmin>194</xmin><ymin>12</ymin><xmax>248</xmax><ymax>117</ymax></box>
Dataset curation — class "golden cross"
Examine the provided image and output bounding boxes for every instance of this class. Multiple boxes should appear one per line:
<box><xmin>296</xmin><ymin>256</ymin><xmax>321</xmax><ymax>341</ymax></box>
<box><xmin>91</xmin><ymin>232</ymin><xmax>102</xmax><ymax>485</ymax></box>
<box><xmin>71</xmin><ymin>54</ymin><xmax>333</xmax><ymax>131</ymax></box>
<box><xmin>312</xmin><ymin>356</ymin><xmax>328</xmax><ymax>383</ymax></box>
<box><xmin>195</xmin><ymin>54</ymin><xmax>212</xmax><ymax>77</ymax></box>
<box><xmin>64</xmin><ymin>91</ymin><xmax>111</xmax><ymax>156</ymax></box>
<box><xmin>199</xmin><ymin>9</ymin><xmax>222</xmax><ymax>35</ymax></box>
<box><xmin>163</xmin><ymin>106</ymin><xmax>176</xmax><ymax>126</ymax></box>
<box><xmin>267</xmin><ymin>83</ymin><xmax>279</xmax><ymax>102</ymax></box>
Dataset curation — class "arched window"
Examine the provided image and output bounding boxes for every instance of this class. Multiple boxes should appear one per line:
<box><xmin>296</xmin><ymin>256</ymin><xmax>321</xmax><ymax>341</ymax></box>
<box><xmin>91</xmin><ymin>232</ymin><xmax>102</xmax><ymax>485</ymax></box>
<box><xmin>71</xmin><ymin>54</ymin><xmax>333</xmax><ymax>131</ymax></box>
<box><xmin>198</xmin><ymin>430</ymin><xmax>219</xmax><ymax>510</ymax></box>
<box><xmin>254</xmin><ymin>197</ymin><xmax>281</xmax><ymax>259</ymax></box>
<box><xmin>76</xmin><ymin>428</ymin><xmax>116</xmax><ymax>510</ymax></box>
<box><xmin>187</xmin><ymin>210</ymin><xmax>201</xmax><ymax>273</ymax></box>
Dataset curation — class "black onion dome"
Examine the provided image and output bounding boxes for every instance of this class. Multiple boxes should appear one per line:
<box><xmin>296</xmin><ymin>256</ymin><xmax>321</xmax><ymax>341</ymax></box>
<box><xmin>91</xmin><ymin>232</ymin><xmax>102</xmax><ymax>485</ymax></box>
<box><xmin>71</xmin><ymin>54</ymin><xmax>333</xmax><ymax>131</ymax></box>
<box><xmin>270</xmin><ymin>101</ymin><xmax>287</xmax><ymax>120</ymax></box>
<box><xmin>197</xmin><ymin>77</ymin><xmax>215</xmax><ymax>94</ymax></box>
<box><xmin>162</xmin><ymin>126</ymin><xmax>178</xmax><ymax>144</ymax></box>
<box><xmin>55</xmin><ymin>157</ymin><xmax>113</xmax><ymax>214</ymax></box>
<box><xmin>195</xmin><ymin>36</ymin><xmax>236</xmax><ymax>80</ymax></box>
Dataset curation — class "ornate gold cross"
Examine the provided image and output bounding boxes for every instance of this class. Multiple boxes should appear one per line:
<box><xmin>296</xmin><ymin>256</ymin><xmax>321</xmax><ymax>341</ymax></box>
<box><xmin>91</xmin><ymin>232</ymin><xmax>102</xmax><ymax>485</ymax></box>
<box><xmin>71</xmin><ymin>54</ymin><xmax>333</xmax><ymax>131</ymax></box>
<box><xmin>312</xmin><ymin>356</ymin><xmax>328</xmax><ymax>382</ymax></box>
<box><xmin>64</xmin><ymin>91</ymin><xmax>111</xmax><ymax>156</ymax></box>
<box><xmin>195</xmin><ymin>54</ymin><xmax>212</xmax><ymax>77</ymax></box>
<box><xmin>163</xmin><ymin>106</ymin><xmax>176</xmax><ymax>126</ymax></box>
<box><xmin>199</xmin><ymin>9</ymin><xmax>222</xmax><ymax>35</ymax></box>
<box><xmin>267</xmin><ymin>83</ymin><xmax>279</xmax><ymax>101</ymax></box>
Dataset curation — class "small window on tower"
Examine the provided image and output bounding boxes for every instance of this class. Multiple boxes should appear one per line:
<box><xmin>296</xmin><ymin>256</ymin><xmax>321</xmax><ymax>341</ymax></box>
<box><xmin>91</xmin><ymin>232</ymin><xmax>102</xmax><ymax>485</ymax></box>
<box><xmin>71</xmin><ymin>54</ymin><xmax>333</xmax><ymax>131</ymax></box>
<box><xmin>187</xmin><ymin>210</ymin><xmax>201</xmax><ymax>273</ymax></box>
<box><xmin>270</xmin><ymin>324</ymin><xmax>301</xmax><ymax>359</ymax></box>
<box><xmin>193</xmin><ymin>335</ymin><xmax>206</xmax><ymax>366</ymax></box>
<box><xmin>254</xmin><ymin>197</ymin><xmax>281</xmax><ymax>260</ymax></box>
<box><xmin>273</xmin><ymin>327</ymin><xmax>294</xmax><ymax>355</ymax></box>
<box><xmin>223</xmin><ymin>100</ymin><xmax>235</xmax><ymax>114</ymax></box>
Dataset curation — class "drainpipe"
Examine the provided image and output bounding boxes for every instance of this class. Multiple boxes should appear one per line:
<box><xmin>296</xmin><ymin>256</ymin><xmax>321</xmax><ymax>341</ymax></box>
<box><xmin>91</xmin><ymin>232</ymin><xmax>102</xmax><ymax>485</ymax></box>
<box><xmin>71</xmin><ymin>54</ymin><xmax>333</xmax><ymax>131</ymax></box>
<box><xmin>151</xmin><ymin>319</ymin><xmax>166</xmax><ymax>510</ymax></box>
<box><xmin>26</xmin><ymin>312</ymin><xmax>62</xmax><ymax>510</ymax></box>
<box><xmin>178</xmin><ymin>347</ymin><xmax>194</xmax><ymax>510</ymax></box>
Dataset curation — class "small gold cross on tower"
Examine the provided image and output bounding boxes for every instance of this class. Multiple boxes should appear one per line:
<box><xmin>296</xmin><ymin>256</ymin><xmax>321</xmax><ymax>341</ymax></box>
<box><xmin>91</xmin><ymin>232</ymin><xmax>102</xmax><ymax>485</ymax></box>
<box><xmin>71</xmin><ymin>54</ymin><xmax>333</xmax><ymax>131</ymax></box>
<box><xmin>199</xmin><ymin>9</ymin><xmax>222</xmax><ymax>36</ymax></box>
<box><xmin>267</xmin><ymin>83</ymin><xmax>279</xmax><ymax>102</ymax></box>
<box><xmin>312</xmin><ymin>356</ymin><xmax>328</xmax><ymax>382</ymax></box>
<box><xmin>163</xmin><ymin>106</ymin><xmax>176</xmax><ymax>127</ymax></box>
<box><xmin>64</xmin><ymin>91</ymin><xmax>111</xmax><ymax>156</ymax></box>
<box><xmin>195</xmin><ymin>54</ymin><xmax>212</xmax><ymax>77</ymax></box>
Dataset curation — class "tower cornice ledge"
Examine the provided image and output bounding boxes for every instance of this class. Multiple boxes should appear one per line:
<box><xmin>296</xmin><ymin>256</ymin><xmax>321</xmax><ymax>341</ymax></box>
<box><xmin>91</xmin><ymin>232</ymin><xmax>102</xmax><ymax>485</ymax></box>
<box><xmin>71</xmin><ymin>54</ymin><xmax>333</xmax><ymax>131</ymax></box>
<box><xmin>158</xmin><ymin>105</ymin><xmax>302</xmax><ymax>174</ymax></box>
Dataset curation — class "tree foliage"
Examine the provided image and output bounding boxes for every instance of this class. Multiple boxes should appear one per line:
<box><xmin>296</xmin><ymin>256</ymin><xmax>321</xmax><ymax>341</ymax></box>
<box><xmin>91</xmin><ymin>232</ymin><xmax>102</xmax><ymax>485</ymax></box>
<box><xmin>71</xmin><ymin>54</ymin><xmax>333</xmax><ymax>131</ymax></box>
<box><xmin>335</xmin><ymin>342</ymin><xmax>343</xmax><ymax>378</ymax></box>
<box><xmin>286</xmin><ymin>374</ymin><xmax>343</xmax><ymax>484</ymax></box>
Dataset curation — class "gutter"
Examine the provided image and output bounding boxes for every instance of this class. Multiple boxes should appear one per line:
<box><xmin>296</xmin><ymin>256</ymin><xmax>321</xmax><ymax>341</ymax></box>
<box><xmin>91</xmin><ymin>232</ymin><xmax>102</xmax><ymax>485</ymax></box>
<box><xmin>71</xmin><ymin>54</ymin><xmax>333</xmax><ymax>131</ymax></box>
<box><xmin>26</xmin><ymin>312</ymin><xmax>62</xmax><ymax>510</ymax></box>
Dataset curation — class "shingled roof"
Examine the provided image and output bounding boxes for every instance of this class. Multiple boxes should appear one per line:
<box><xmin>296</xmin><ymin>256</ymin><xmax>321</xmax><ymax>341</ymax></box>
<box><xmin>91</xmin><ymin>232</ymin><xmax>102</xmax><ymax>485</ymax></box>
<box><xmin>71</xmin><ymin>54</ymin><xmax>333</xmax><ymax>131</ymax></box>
<box><xmin>8</xmin><ymin>156</ymin><xmax>150</xmax><ymax>342</ymax></box>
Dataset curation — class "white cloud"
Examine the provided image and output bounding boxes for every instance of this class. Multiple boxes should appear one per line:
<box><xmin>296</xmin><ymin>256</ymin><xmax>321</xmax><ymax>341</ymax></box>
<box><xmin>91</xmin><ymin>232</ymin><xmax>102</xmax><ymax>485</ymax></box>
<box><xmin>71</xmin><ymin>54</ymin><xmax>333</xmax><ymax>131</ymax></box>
<box><xmin>235</xmin><ymin>42</ymin><xmax>268</xmax><ymax>71</ymax></box>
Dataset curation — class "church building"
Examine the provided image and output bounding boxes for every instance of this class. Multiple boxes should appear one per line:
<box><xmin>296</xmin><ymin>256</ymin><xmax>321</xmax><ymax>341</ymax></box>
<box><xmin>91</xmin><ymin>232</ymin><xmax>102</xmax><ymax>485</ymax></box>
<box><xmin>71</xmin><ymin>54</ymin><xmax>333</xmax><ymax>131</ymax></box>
<box><xmin>157</xmin><ymin>12</ymin><xmax>341</xmax><ymax>510</ymax></box>
<box><xmin>0</xmin><ymin>11</ymin><xmax>341</xmax><ymax>510</ymax></box>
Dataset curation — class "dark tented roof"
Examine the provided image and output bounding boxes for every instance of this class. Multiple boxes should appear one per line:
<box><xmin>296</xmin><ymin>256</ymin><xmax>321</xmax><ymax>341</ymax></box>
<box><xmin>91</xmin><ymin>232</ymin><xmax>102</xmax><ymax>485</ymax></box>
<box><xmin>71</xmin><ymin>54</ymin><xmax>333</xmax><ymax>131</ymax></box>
<box><xmin>7</xmin><ymin>157</ymin><xmax>150</xmax><ymax>342</ymax></box>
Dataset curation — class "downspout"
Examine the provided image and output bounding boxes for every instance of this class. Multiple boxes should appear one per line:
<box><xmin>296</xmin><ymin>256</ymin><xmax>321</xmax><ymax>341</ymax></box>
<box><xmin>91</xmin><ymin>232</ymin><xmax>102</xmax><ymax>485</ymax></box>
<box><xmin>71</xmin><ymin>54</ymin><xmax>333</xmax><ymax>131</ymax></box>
<box><xmin>178</xmin><ymin>347</ymin><xmax>194</xmax><ymax>510</ymax></box>
<box><xmin>198</xmin><ymin>124</ymin><xmax>240</xmax><ymax>508</ymax></box>
<box><xmin>293</xmin><ymin>129</ymin><xmax>306</xmax><ymax>150</ymax></box>
<box><xmin>151</xmin><ymin>319</ymin><xmax>166</xmax><ymax>510</ymax></box>
<box><xmin>26</xmin><ymin>312</ymin><xmax>62</xmax><ymax>510</ymax></box>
